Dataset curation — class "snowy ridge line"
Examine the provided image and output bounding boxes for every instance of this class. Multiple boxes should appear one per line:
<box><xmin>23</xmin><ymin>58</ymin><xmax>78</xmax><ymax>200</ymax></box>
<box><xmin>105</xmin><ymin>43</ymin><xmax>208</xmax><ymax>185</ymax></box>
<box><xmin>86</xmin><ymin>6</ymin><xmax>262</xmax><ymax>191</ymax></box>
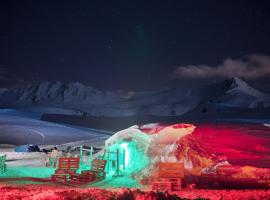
<box><xmin>0</xmin><ymin>77</ymin><xmax>270</xmax><ymax>117</ymax></box>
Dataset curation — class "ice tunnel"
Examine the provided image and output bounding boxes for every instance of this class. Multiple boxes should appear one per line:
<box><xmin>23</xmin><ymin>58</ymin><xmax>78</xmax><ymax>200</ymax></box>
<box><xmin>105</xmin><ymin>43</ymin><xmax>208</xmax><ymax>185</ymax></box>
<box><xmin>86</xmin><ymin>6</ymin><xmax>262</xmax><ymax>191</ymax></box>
<box><xmin>104</xmin><ymin>123</ymin><xmax>195</xmax><ymax>179</ymax></box>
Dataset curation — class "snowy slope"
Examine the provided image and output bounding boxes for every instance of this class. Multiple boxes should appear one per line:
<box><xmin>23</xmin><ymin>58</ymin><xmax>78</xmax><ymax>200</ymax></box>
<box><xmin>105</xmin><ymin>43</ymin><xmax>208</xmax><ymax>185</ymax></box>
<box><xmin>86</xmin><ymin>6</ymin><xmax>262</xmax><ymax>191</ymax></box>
<box><xmin>0</xmin><ymin>109</ymin><xmax>111</xmax><ymax>145</ymax></box>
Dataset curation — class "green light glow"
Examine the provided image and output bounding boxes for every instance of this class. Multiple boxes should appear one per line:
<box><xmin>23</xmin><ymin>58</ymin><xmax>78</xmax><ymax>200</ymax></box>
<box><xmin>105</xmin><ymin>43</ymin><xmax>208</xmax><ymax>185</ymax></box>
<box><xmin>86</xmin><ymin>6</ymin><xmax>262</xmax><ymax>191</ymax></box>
<box><xmin>0</xmin><ymin>167</ymin><xmax>55</xmax><ymax>178</ymax></box>
<box><xmin>107</xmin><ymin>140</ymin><xmax>150</xmax><ymax>176</ymax></box>
<box><xmin>120</xmin><ymin>143</ymin><xmax>129</xmax><ymax>166</ymax></box>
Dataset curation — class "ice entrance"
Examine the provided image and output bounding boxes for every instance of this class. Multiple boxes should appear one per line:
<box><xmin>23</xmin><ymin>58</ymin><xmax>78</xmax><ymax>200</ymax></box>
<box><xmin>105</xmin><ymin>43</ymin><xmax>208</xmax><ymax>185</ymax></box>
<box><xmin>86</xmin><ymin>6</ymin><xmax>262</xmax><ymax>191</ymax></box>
<box><xmin>104</xmin><ymin>126</ymin><xmax>151</xmax><ymax>177</ymax></box>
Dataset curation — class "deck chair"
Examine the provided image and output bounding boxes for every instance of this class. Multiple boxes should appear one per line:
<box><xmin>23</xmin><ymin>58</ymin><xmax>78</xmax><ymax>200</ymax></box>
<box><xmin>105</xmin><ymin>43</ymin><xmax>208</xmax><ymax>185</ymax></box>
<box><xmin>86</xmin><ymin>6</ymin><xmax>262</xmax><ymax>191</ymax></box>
<box><xmin>70</xmin><ymin>158</ymin><xmax>107</xmax><ymax>183</ymax></box>
<box><xmin>152</xmin><ymin>162</ymin><xmax>184</xmax><ymax>192</ymax></box>
<box><xmin>51</xmin><ymin>157</ymin><xmax>80</xmax><ymax>183</ymax></box>
<box><xmin>0</xmin><ymin>155</ymin><xmax>7</xmax><ymax>174</ymax></box>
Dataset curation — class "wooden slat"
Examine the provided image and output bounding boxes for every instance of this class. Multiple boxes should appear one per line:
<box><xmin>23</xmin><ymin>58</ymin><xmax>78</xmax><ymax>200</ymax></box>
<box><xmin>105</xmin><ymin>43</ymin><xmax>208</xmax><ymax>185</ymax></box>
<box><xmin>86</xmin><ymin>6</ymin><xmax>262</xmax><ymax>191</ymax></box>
<box><xmin>152</xmin><ymin>162</ymin><xmax>184</xmax><ymax>191</ymax></box>
<box><xmin>90</xmin><ymin>159</ymin><xmax>107</xmax><ymax>172</ymax></box>
<box><xmin>58</xmin><ymin>157</ymin><xmax>80</xmax><ymax>170</ymax></box>
<box><xmin>81</xmin><ymin>159</ymin><xmax>107</xmax><ymax>179</ymax></box>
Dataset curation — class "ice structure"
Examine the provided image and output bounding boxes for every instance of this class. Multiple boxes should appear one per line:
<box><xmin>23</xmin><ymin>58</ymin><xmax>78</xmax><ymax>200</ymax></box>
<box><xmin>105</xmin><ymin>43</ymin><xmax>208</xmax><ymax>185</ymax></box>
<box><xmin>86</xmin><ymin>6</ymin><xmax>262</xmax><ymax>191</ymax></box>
<box><xmin>105</xmin><ymin>122</ymin><xmax>270</xmax><ymax>188</ymax></box>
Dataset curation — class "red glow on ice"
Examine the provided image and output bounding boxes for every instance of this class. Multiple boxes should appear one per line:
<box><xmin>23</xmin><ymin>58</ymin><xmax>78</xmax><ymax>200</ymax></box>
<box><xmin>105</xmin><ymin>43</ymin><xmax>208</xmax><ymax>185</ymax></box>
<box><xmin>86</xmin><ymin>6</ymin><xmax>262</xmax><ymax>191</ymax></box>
<box><xmin>140</xmin><ymin>123</ymin><xmax>194</xmax><ymax>135</ymax></box>
<box><xmin>140</xmin><ymin>122</ymin><xmax>270</xmax><ymax>188</ymax></box>
<box><xmin>191</xmin><ymin>123</ymin><xmax>270</xmax><ymax>168</ymax></box>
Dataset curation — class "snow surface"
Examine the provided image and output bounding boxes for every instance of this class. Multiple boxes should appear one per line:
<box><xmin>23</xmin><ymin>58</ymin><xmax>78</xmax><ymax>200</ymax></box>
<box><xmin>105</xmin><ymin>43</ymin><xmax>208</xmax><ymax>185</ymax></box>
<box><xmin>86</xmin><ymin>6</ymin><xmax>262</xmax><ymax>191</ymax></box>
<box><xmin>0</xmin><ymin>109</ymin><xmax>111</xmax><ymax>145</ymax></box>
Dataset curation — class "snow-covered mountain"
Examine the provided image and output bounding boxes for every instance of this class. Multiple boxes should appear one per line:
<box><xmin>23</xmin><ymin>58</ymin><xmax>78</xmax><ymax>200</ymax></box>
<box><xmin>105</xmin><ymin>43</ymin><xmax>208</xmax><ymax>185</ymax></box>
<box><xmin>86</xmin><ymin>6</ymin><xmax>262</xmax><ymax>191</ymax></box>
<box><xmin>211</xmin><ymin>77</ymin><xmax>270</xmax><ymax>108</ymax></box>
<box><xmin>0</xmin><ymin>81</ymin><xmax>120</xmax><ymax>106</ymax></box>
<box><xmin>0</xmin><ymin>78</ymin><xmax>269</xmax><ymax>117</ymax></box>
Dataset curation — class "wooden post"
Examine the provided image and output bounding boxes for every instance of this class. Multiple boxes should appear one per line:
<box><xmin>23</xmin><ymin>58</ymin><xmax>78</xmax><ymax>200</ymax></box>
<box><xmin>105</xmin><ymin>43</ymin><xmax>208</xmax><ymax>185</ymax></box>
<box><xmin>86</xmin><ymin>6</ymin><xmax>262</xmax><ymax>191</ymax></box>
<box><xmin>89</xmin><ymin>146</ymin><xmax>93</xmax><ymax>166</ymax></box>
<box><xmin>123</xmin><ymin>149</ymin><xmax>126</xmax><ymax>170</ymax></box>
<box><xmin>107</xmin><ymin>146</ymin><xmax>110</xmax><ymax>172</ymax></box>
<box><xmin>113</xmin><ymin>149</ymin><xmax>123</xmax><ymax>177</ymax></box>
<box><xmin>80</xmin><ymin>146</ymin><xmax>83</xmax><ymax>167</ymax></box>
<box><xmin>80</xmin><ymin>146</ymin><xmax>83</xmax><ymax>159</ymax></box>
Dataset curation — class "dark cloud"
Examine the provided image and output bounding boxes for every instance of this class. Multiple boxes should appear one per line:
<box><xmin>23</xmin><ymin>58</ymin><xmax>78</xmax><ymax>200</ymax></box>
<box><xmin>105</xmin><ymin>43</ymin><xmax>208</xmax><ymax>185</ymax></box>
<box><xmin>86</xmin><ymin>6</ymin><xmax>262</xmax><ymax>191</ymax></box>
<box><xmin>173</xmin><ymin>54</ymin><xmax>270</xmax><ymax>80</ymax></box>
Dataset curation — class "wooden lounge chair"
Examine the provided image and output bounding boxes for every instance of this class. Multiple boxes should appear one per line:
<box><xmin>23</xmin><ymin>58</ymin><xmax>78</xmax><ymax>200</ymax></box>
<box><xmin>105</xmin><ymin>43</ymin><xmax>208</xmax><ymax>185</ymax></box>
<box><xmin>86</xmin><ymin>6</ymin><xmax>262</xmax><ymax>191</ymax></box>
<box><xmin>152</xmin><ymin>162</ymin><xmax>184</xmax><ymax>192</ymax></box>
<box><xmin>51</xmin><ymin>157</ymin><xmax>80</xmax><ymax>183</ymax></box>
<box><xmin>0</xmin><ymin>155</ymin><xmax>7</xmax><ymax>174</ymax></box>
<box><xmin>70</xmin><ymin>158</ymin><xmax>107</xmax><ymax>183</ymax></box>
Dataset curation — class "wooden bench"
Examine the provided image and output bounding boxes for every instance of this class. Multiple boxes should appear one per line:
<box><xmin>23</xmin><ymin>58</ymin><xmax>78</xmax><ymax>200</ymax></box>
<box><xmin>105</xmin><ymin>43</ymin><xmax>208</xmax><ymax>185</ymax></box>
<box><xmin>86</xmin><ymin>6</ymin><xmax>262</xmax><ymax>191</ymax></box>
<box><xmin>152</xmin><ymin>162</ymin><xmax>184</xmax><ymax>192</ymax></box>
<box><xmin>70</xmin><ymin>159</ymin><xmax>107</xmax><ymax>183</ymax></box>
<box><xmin>0</xmin><ymin>155</ymin><xmax>7</xmax><ymax>174</ymax></box>
<box><xmin>51</xmin><ymin>157</ymin><xmax>80</xmax><ymax>183</ymax></box>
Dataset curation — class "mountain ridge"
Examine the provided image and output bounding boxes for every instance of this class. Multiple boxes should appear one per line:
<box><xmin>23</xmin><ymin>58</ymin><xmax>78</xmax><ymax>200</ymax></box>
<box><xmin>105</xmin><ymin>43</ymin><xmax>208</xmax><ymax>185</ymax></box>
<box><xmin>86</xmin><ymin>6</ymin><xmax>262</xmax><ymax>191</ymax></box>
<box><xmin>0</xmin><ymin>77</ymin><xmax>269</xmax><ymax>117</ymax></box>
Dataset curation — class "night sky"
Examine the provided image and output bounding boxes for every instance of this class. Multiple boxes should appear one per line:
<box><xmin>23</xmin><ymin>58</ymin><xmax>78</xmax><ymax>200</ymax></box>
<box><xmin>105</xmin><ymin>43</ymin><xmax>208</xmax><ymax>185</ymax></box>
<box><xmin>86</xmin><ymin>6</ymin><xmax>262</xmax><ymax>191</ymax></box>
<box><xmin>1</xmin><ymin>0</ymin><xmax>270</xmax><ymax>91</ymax></box>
